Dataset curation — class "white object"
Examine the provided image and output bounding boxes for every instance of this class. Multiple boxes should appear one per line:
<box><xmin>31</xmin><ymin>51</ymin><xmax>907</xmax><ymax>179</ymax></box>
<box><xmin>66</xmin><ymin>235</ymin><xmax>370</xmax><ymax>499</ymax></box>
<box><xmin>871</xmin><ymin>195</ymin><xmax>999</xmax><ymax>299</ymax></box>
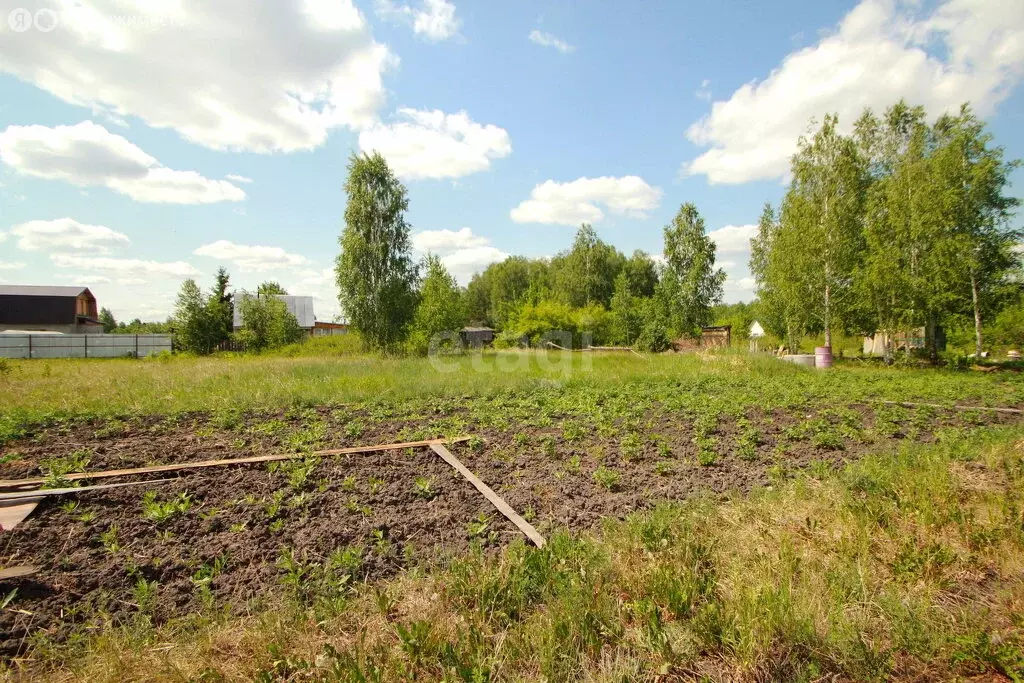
<box><xmin>749</xmin><ymin>321</ymin><xmax>765</xmax><ymax>338</ymax></box>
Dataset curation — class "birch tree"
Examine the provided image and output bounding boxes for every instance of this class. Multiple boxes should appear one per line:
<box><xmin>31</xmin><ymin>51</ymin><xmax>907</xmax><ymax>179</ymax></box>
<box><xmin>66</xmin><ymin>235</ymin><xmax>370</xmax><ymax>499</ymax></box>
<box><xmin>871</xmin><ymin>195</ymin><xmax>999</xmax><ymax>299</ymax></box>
<box><xmin>659</xmin><ymin>203</ymin><xmax>725</xmax><ymax>337</ymax></box>
<box><xmin>779</xmin><ymin>115</ymin><xmax>867</xmax><ymax>348</ymax></box>
<box><xmin>335</xmin><ymin>152</ymin><xmax>418</xmax><ymax>352</ymax></box>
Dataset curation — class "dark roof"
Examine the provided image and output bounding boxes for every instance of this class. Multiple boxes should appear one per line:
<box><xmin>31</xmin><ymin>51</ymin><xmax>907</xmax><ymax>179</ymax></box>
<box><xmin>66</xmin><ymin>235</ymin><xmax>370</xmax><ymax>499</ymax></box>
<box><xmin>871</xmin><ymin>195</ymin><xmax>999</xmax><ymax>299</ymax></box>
<box><xmin>0</xmin><ymin>285</ymin><xmax>91</xmax><ymax>297</ymax></box>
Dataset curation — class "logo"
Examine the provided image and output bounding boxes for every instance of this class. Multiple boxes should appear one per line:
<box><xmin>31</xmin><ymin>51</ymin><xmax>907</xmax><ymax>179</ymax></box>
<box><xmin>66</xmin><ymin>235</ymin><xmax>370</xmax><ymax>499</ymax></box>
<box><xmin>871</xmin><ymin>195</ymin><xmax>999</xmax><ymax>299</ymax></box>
<box><xmin>7</xmin><ymin>7</ymin><xmax>32</xmax><ymax>32</ymax></box>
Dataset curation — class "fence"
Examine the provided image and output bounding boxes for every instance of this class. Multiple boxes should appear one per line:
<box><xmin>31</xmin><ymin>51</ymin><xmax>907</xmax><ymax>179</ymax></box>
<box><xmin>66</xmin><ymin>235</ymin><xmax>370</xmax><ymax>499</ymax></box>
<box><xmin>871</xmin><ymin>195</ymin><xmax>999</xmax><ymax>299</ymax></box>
<box><xmin>0</xmin><ymin>334</ymin><xmax>172</xmax><ymax>359</ymax></box>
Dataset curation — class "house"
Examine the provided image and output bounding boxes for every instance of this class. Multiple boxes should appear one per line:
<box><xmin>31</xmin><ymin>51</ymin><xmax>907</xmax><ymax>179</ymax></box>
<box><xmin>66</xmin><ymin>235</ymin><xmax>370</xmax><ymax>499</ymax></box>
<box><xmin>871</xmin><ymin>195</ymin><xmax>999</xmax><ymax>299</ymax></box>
<box><xmin>0</xmin><ymin>285</ymin><xmax>103</xmax><ymax>334</ymax></box>
<box><xmin>233</xmin><ymin>293</ymin><xmax>316</xmax><ymax>334</ymax></box>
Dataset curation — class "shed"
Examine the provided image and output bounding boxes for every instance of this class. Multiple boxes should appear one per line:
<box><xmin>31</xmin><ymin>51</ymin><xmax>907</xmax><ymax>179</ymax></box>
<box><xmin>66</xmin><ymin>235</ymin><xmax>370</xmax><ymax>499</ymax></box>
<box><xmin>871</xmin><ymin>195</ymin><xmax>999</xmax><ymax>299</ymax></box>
<box><xmin>0</xmin><ymin>285</ymin><xmax>102</xmax><ymax>334</ymax></box>
<box><xmin>461</xmin><ymin>326</ymin><xmax>495</xmax><ymax>348</ymax></box>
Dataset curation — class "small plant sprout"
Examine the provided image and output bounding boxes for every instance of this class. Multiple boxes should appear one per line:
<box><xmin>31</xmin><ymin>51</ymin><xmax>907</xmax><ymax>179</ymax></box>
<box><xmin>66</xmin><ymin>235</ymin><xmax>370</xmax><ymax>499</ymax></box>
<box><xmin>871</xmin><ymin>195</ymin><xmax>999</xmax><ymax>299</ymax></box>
<box><xmin>368</xmin><ymin>476</ymin><xmax>385</xmax><ymax>494</ymax></box>
<box><xmin>99</xmin><ymin>525</ymin><xmax>120</xmax><ymax>554</ymax></box>
<box><xmin>413</xmin><ymin>476</ymin><xmax>436</xmax><ymax>500</ymax></box>
<box><xmin>40</xmin><ymin>449</ymin><xmax>91</xmax><ymax>488</ymax></box>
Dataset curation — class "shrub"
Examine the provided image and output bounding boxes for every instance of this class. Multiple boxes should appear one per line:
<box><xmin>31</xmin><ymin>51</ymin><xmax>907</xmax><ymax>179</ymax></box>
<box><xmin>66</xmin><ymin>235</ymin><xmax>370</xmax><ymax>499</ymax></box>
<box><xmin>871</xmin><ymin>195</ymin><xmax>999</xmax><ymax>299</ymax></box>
<box><xmin>234</xmin><ymin>293</ymin><xmax>305</xmax><ymax>351</ymax></box>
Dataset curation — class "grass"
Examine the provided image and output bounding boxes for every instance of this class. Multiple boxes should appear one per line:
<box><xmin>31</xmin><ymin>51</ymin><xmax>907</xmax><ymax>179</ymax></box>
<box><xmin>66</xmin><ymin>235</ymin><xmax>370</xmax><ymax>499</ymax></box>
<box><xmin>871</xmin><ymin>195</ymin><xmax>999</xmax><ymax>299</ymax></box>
<box><xmin>2</xmin><ymin>351</ymin><xmax>1023</xmax><ymax>434</ymax></box>
<box><xmin>13</xmin><ymin>426</ymin><xmax>1024</xmax><ymax>681</ymax></box>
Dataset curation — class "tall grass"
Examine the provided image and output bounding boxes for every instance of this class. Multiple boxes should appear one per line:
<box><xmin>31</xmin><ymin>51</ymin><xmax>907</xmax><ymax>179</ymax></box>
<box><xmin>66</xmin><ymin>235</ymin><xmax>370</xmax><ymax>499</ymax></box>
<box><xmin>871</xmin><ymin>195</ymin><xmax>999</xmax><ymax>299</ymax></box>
<box><xmin>1</xmin><ymin>349</ymin><xmax>1022</xmax><ymax>427</ymax></box>
<box><xmin>16</xmin><ymin>427</ymin><xmax>1024</xmax><ymax>681</ymax></box>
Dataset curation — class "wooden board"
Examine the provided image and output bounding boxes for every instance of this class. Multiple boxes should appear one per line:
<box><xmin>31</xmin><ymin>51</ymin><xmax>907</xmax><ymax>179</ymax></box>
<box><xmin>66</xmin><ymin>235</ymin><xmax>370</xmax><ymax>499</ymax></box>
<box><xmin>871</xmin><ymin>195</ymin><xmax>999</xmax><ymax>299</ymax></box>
<box><xmin>429</xmin><ymin>443</ymin><xmax>546</xmax><ymax>548</ymax></box>
<box><xmin>0</xmin><ymin>479</ymin><xmax>170</xmax><ymax>502</ymax></box>
<box><xmin>0</xmin><ymin>436</ymin><xmax>473</xmax><ymax>489</ymax></box>
<box><xmin>0</xmin><ymin>499</ymin><xmax>40</xmax><ymax>531</ymax></box>
<box><xmin>0</xmin><ymin>565</ymin><xmax>39</xmax><ymax>580</ymax></box>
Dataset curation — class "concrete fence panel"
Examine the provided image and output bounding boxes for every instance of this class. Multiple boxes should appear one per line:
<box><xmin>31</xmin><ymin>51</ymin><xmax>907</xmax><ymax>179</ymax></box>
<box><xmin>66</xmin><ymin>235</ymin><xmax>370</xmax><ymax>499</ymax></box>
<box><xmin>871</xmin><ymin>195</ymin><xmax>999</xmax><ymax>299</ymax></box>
<box><xmin>0</xmin><ymin>334</ymin><xmax>172</xmax><ymax>359</ymax></box>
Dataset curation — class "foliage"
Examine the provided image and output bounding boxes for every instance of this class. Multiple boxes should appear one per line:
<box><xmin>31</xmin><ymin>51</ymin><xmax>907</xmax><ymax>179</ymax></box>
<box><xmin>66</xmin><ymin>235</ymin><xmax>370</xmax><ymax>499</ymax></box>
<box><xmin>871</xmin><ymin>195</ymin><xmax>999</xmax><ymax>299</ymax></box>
<box><xmin>506</xmin><ymin>299</ymin><xmax>611</xmax><ymax>348</ymax></box>
<box><xmin>550</xmin><ymin>224</ymin><xmax>626</xmax><ymax>308</ymax></box>
<box><xmin>234</xmin><ymin>291</ymin><xmax>305</xmax><ymax>352</ymax></box>
<box><xmin>335</xmin><ymin>152</ymin><xmax>418</xmax><ymax>353</ymax></box>
<box><xmin>408</xmin><ymin>255</ymin><xmax>466</xmax><ymax>355</ymax></box>
<box><xmin>659</xmin><ymin>203</ymin><xmax>726</xmax><ymax>338</ymax></box>
<box><xmin>98</xmin><ymin>307</ymin><xmax>117</xmax><ymax>333</ymax></box>
<box><xmin>257</xmin><ymin>281</ymin><xmax>288</xmax><ymax>296</ymax></box>
<box><xmin>173</xmin><ymin>272</ymin><xmax>233</xmax><ymax>355</ymax></box>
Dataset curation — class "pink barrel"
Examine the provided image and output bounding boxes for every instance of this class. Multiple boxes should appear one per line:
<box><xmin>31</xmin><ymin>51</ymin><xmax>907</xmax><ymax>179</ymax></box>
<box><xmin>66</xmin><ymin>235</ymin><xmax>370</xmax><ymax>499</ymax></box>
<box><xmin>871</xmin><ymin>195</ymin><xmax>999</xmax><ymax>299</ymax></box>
<box><xmin>814</xmin><ymin>346</ymin><xmax>833</xmax><ymax>369</ymax></box>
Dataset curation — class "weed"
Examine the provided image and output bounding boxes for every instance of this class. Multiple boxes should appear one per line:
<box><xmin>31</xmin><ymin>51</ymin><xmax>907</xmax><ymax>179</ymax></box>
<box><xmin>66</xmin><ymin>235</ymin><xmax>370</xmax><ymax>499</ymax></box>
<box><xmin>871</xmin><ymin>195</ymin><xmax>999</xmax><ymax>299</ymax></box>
<box><xmin>98</xmin><ymin>525</ymin><xmax>120</xmax><ymax>554</ymax></box>
<box><xmin>593</xmin><ymin>466</ymin><xmax>620</xmax><ymax>491</ymax></box>
<box><xmin>341</xmin><ymin>475</ymin><xmax>358</xmax><ymax>492</ymax></box>
<box><xmin>132</xmin><ymin>578</ymin><xmax>158</xmax><ymax>613</ymax></box>
<box><xmin>655</xmin><ymin>460</ymin><xmax>674</xmax><ymax>476</ymax></box>
<box><xmin>565</xmin><ymin>455</ymin><xmax>581</xmax><ymax>474</ymax></box>
<box><xmin>413</xmin><ymin>476</ymin><xmax>436</xmax><ymax>500</ymax></box>
<box><xmin>141</xmin><ymin>491</ymin><xmax>193</xmax><ymax>524</ymax></box>
<box><xmin>696</xmin><ymin>437</ymin><xmax>718</xmax><ymax>466</ymax></box>
<box><xmin>620</xmin><ymin>432</ymin><xmax>643</xmax><ymax>461</ymax></box>
<box><xmin>40</xmin><ymin>449</ymin><xmax>91</xmax><ymax>488</ymax></box>
<box><xmin>368</xmin><ymin>476</ymin><xmax>385</xmax><ymax>494</ymax></box>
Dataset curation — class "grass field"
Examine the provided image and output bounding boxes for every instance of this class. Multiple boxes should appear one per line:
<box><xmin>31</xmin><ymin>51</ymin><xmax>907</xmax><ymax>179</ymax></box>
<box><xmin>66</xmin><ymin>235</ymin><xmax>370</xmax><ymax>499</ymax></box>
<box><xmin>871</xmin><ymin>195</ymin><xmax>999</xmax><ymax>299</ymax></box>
<box><xmin>1</xmin><ymin>350</ymin><xmax>1022</xmax><ymax>681</ymax></box>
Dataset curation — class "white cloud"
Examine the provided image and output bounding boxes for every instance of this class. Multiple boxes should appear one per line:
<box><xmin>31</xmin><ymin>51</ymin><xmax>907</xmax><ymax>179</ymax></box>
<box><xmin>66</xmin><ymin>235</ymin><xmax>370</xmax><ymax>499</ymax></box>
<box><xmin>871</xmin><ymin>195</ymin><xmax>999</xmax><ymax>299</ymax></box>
<box><xmin>411</xmin><ymin>227</ymin><xmax>489</xmax><ymax>253</ymax></box>
<box><xmin>9</xmin><ymin>218</ymin><xmax>130</xmax><ymax>253</ymax></box>
<box><xmin>226</xmin><ymin>174</ymin><xmax>253</xmax><ymax>184</ymax></box>
<box><xmin>528</xmin><ymin>29</ymin><xmax>574</xmax><ymax>53</ymax></box>
<box><xmin>510</xmin><ymin>176</ymin><xmax>662</xmax><ymax>226</ymax></box>
<box><xmin>0</xmin><ymin>261</ymin><xmax>26</xmax><ymax>270</ymax></box>
<box><xmin>0</xmin><ymin>0</ymin><xmax>393</xmax><ymax>153</ymax></box>
<box><xmin>76</xmin><ymin>275</ymin><xmax>112</xmax><ymax>285</ymax></box>
<box><xmin>707</xmin><ymin>224</ymin><xmax>757</xmax><ymax>253</ymax></box>
<box><xmin>411</xmin><ymin>227</ymin><xmax>507</xmax><ymax>283</ymax></box>
<box><xmin>359</xmin><ymin>108</ymin><xmax>511</xmax><ymax>180</ymax></box>
<box><xmin>376</xmin><ymin>0</ymin><xmax>460</xmax><ymax>41</ymax></box>
<box><xmin>0</xmin><ymin>122</ymin><xmax>246</xmax><ymax>203</ymax></box>
<box><xmin>695</xmin><ymin>78</ymin><xmax>712</xmax><ymax>102</ymax></box>
<box><xmin>684</xmin><ymin>0</ymin><xmax>1024</xmax><ymax>184</ymax></box>
<box><xmin>193</xmin><ymin>240</ymin><xmax>309</xmax><ymax>271</ymax></box>
<box><xmin>51</xmin><ymin>254</ymin><xmax>199</xmax><ymax>279</ymax></box>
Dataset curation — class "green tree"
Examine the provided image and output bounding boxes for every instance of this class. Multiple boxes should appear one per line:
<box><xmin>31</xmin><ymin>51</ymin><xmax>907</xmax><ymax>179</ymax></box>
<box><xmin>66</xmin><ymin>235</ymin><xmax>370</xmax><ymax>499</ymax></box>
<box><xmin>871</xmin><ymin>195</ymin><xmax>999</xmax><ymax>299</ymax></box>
<box><xmin>610</xmin><ymin>272</ymin><xmax>643</xmax><ymax>345</ymax></box>
<box><xmin>210</xmin><ymin>267</ymin><xmax>234</xmax><ymax>343</ymax></box>
<box><xmin>173</xmin><ymin>279</ymin><xmax>220</xmax><ymax>354</ymax></box>
<box><xmin>257</xmin><ymin>281</ymin><xmax>288</xmax><ymax>296</ymax></box>
<box><xmin>335</xmin><ymin>152</ymin><xmax>418</xmax><ymax>352</ymax></box>
<box><xmin>779</xmin><ymin>114</ymin><xmax>867</xmax><ymax>348</ymax></box>
<box><xmin>408</xmin><ymin>255</ymin><xmax>467</xmax><ymax>355</ymax></box>
<box><xmin>930</xmin><ymin>106</ymin><xmax>1021</xmax><ymax>356</ymax></box>
<box><xmin>659</xmin><ymin>203</ymin><xmax>726</xmax><ymax>337</ymax></box>
<box><xmin>550</xmin><ymin>224</ymin><xmax>625</xmax><ymax>308</ymax></box>
<box><xmin>98</xmin><ymin>307</ymin><xmax>117</xmax><ymax>333</ymax></box>
<box><xmin>750</xmin><ymin>202</ymin><xmax>806</xmax><ymax>351</ymax></box>
<box><xmin>621</xmin><ymin>250</ymin><xmax>658</xmax><ymax>298</ymax></box>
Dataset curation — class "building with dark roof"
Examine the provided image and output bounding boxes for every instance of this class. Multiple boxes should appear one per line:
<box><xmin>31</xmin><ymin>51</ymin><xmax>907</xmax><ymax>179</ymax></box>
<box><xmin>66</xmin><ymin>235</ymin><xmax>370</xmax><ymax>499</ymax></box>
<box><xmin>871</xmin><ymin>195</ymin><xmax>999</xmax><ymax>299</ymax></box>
<box><xmin>0</xmin><ymin>285</ymin><xmax>103</xmax><ymax>334</ymax></box>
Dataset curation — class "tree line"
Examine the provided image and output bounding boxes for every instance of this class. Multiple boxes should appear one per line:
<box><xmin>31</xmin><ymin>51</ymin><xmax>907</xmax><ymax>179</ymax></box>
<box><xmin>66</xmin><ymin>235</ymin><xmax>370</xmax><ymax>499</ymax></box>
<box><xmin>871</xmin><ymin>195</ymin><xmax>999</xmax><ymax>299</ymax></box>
<box><xmin>335</xmin><ymin>153</ymin><xmax>728</xmax><ymax>353</ymax></box>
<box><xmin>752</xmin><ymin>101</ymin><xmax>1021</xmax><ymax>360</ymax></box>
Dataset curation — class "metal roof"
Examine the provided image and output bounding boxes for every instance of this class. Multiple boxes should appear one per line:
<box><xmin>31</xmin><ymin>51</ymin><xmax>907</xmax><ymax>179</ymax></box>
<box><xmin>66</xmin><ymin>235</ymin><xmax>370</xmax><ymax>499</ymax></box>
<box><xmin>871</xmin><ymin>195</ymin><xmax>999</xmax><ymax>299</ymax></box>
<box><xmin>0</xmin><ymin>285</ymin><xmax>90</xmax><ymax>297</ymax></box>
<box><xmin>233</xmin><ymin>293</ymin><xmax>316</xmax><ymax>329</ymax></box>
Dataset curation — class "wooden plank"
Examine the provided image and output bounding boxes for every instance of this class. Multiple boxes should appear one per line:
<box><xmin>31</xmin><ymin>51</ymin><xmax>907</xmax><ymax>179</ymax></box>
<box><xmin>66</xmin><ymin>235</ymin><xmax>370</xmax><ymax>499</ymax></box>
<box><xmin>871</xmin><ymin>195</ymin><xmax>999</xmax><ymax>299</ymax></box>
<box><xmin>0</xmin><ymin>499</ymin><xmax>40</xmax><ymax>531</ymax></box>
<box><xmin>0</xmin><ymin>479</ymin><xmax>170</xmax><ymax>502</ymax></box>
<box><xmin>0</xmin><ymin>565</ymin><xmax>40</xmax><ymax>580</ymax></box>
<box><xmin>0</xmin><ymin>436</ymin><xmax>473</xmax><ymax>489</ymax></box>
<box><xmin>429</xmin><ymin>443</ymin><xmax>546</xmax><ymax>548</ymax></box>
<box><xmin>880</xmin><ymin>401</ymin><xmax>1024</xmax><ymax>415</ymax></box>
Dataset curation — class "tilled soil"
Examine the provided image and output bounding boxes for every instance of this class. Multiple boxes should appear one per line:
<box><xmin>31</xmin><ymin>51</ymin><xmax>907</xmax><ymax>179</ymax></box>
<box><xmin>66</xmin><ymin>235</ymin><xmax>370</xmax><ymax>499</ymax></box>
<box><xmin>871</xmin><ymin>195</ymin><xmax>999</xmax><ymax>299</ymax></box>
<box><xmin>0</xmin><ymin>403</ymin><xmax>1019</xmax><ymax>656</ymax></box>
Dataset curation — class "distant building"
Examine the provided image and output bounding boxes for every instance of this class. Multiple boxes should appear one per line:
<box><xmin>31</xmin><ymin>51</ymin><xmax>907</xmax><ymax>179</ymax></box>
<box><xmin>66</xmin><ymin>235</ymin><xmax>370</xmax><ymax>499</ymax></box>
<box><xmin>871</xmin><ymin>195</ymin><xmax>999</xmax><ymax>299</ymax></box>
<box><xmin>461</xmin><ymin>326</ymin><xmax>495</xmax><ymax>348</ymax></box>
<box><xmin>313</xmin><ymin>321</ymin><xmax>349</xmax><ymax>336</ymax></box>
<box><xmin>233</xmin><ymin>293</ymin><xmax>316</xmax><ymax>334</ymax></box>
<box><xmin>0</xmin><ymin>285</ymin><xmax>103</xmax><ymax>334</ymax></box>
<box><xmin>863</xmin><ymin>327</ymin><xmax>946</xmax><ymax>357</ymax></box>
<box><xmin>673</xmin><ymin>325</ymin><xmax>732</xmax><ymax>352</ymax></box>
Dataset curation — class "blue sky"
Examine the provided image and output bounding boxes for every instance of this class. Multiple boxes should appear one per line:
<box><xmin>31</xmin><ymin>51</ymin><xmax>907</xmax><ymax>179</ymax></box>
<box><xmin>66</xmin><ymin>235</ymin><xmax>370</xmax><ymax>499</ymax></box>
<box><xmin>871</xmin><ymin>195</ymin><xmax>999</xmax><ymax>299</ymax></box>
<box><xmin>1</xmin><ymin>0</ymin><xmax>1022</xmax><ymax>321</ymax></box>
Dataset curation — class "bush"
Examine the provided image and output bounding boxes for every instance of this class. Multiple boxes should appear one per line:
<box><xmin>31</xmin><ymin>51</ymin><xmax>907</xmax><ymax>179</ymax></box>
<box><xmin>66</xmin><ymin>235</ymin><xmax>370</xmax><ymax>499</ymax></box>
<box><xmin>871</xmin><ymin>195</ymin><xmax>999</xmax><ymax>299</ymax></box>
<box><xmin>506</xmin><ymin>299</ymin><xmax>612</xmax><ymax>348</ymax></box>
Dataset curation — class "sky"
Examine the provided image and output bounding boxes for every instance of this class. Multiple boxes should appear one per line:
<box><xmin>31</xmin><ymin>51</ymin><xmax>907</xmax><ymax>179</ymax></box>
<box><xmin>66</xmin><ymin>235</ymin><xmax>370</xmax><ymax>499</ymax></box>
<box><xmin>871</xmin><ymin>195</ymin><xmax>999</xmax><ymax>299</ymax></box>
<box><xmin>0</xmin><ymin>0</ymin><xmax>1022</xmax><ymax>323</ymax></box>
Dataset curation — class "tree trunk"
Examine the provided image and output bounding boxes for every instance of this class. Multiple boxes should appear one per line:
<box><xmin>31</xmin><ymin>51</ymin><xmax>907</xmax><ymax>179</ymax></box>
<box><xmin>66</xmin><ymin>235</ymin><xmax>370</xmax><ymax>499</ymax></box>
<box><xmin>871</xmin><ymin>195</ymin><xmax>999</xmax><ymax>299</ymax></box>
<box><xmin>823</xmin><ymin>283</ymin><xmax>832</xmax><ymax>349</ymax></box>
<box><xmin>925</xmin><ymin>311</ymin><xmax>938</xmax><ymax>364</ymax></box>
<box><xmin>971</xmin><ymin>271</ymin><xmax>983</xmax><ymax>358</ymax></box>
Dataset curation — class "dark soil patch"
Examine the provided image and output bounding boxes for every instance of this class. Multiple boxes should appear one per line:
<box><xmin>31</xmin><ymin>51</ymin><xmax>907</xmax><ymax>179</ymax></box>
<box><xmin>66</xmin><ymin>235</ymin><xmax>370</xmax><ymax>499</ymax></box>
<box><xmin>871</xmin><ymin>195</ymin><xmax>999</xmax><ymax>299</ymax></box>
<box><xmin>0</xmin><ymin>402</ymin><xmax>1019</xmax><ymax>656</ymax></box>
